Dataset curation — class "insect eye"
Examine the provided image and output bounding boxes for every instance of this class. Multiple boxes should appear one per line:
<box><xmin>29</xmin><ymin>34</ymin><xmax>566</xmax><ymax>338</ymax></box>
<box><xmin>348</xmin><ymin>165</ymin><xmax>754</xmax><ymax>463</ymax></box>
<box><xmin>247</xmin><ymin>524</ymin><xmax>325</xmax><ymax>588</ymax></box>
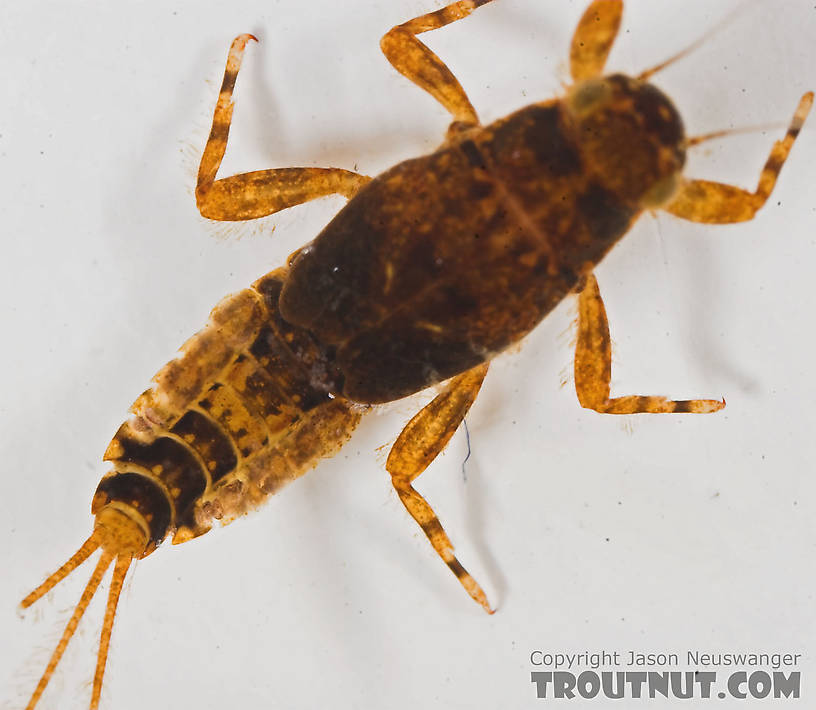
<box><xmin>640</xmin><ymin>171</ymin><xmax>681</xmax><ymax>208</ymax></box>
<box><xmin>568</xmin><ymin>79</ymin><xmax>612</xmax><ymax>115</ymax></box>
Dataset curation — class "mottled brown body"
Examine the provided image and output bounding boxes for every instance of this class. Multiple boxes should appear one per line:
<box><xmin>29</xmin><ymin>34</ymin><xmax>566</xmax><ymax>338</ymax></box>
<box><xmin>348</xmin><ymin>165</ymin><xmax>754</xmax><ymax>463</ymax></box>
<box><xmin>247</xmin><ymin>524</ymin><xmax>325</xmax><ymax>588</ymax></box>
<box><xmin>19</xmin><ymin>2</ymin><xmax>812</xmax><ymax>709</ymax></box>
<box><xmin>281</xmin><ymin>76</ymin><xmax>683</xmax><ymax>402</ymax></box>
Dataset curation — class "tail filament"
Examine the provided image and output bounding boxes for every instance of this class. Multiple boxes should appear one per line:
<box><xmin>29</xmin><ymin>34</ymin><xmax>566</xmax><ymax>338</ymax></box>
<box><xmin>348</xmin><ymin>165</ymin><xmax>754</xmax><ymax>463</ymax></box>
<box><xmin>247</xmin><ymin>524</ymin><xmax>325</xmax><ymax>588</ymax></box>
<box><xmin>21</xmin><ymin>522</ymin><xmax>137</xmax><ymax>710</ymax></box>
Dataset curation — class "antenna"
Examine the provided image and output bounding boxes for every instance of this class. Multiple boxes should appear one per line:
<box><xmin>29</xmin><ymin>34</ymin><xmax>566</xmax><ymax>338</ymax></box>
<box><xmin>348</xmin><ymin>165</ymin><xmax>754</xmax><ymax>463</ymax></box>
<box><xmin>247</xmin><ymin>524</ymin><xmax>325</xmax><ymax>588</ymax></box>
<box><xmin>638</xmin><ymin>0</ymin><xmax>757</xmax><ymax>82</ymax></box>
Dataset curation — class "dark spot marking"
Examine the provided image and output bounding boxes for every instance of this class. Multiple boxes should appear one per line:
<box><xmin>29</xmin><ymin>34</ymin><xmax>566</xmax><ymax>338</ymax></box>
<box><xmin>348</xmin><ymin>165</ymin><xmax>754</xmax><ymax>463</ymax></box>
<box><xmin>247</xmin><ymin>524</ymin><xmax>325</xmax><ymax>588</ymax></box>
<box><xmin>113</xmin><ymin>435</ymin><xmax>209</xmax><ymax>517</ymax></box>
<box><xmin>489</xmin><ymin>104</ymin><xmax>582</xmax><ymax>177</ymax></box>
<box><xmin>254</xmin><ymin>274</ymin><xmax>284</xmax><ymax>311</ymax></box>
<box><xmin>460</xmin><ymin>139</ymin><xmax>486</xmax><ymax>169</ymax></box>
<box><xmin>764</xmin><ymin>155</ymin><xmax>784</xmax><ymax>175</ymax></box>
<box><xmin>578</xmin><ymin>182</ymin><xmax>636</xmax><ymax>241</ymax></box>
<box><xmin>208</xmin><ymin>123</ymin><xmax>230</xmax><ymax>143</ymax></box>
<box><xmin>172</xmin><ymin>410</ymin><xmax>239</xmax><ymax>483</ymax></box>
<box><xmin>634</xmin><ymin>83</ymin><xmax>685</xmax><ymax>152</ymax></box>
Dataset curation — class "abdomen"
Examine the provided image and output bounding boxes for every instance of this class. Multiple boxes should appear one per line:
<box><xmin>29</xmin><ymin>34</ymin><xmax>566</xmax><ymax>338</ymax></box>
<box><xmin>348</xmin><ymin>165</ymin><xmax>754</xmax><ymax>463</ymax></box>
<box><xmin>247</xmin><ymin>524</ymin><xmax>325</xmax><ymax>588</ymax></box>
<box><xmin>93</xmin><ymin>269</ymin><xmax>363</xmax><ymax>547</ymax></box>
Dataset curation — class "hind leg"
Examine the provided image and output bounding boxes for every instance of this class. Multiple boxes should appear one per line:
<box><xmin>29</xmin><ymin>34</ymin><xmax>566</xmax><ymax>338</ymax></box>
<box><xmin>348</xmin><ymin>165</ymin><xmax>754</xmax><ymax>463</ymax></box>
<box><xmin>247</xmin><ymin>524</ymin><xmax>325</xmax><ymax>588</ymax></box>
<box><xmin>196</xmin><ymin>34</ymin><xmax>370</xmax><ymax>221</ymax></box>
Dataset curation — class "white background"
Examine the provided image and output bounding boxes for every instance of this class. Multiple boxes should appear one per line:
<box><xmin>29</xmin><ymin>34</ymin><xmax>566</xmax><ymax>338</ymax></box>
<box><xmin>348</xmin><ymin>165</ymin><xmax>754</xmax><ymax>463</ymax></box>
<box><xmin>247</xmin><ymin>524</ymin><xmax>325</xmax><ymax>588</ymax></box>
<box><xmin>1</xmin><ymin>1</ymin><xmax>815</xmax><ymax>708</ymax></box>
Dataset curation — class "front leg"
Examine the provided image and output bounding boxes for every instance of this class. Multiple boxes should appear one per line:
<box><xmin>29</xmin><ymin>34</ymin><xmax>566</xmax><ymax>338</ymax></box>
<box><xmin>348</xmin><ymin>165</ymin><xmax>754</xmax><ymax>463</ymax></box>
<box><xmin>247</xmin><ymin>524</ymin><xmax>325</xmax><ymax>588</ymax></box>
<box><xmin>575</xmin><ymin>274</ymin><xmax>724</xmax><ymax>414</ymax></box>
<box><xmin>569</xmin><ymin>0</ymin><xmax>624</xmax><ymax>81</ymax></box>
<box><xmin>666</xmin><ymin>93</ymin><xmax>812</xmax><ymax>224</ymax></box>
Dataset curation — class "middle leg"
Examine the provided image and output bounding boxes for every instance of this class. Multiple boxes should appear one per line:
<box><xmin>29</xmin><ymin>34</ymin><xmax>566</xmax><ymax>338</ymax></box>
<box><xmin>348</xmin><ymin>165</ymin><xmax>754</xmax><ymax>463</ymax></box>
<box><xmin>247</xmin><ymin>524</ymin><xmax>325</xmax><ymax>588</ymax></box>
<box><xmin>575</xmin><ymin>273</ymin><xmax>725</xmax><ymax>414</ymax></box>
<box><xmin>386</xmin><ymin>363</ymin><xmax>492</xmax><ymax>612</ymax></box>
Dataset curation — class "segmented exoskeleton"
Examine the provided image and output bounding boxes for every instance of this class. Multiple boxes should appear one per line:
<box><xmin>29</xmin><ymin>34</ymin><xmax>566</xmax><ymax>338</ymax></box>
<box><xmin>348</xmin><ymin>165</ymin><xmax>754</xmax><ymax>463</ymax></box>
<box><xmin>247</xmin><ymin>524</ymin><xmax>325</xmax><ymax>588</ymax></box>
<box><xmin>21</xmin><ymin>268</ymin><xmax>362</xmax><ymax>709</ymax></box>
<box><xmin>18</xmin><ymin>0</ymin><xmax>812</xmax><ymax>708</ymax></box>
